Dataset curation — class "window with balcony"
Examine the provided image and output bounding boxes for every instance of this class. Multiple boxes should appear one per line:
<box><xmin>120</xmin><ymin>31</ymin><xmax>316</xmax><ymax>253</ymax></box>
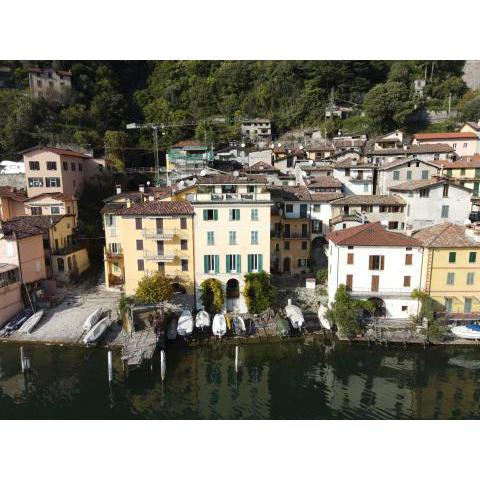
<box><xmin>207</xmin><ymin>231</ymin><xmax>214</xmax><ymax>245</ymax></box>
<box><xmin>28</xmin><ymin>177</ymin><xmax>43</xmax><ymax>188</ymax></box>
<box><xmin>46</xmin><ymin>161</ymin><xmax>57</xmax><ymax>170</ymax></box>
<box><xmin>29</xmin><ymin>161</ymin><xmax>40</xmax><ymax>170</ymax></box>
<box><xmin>45</xmin><ymin>177</ymin><xmax>61</xmax><ymax>188</ymax></box>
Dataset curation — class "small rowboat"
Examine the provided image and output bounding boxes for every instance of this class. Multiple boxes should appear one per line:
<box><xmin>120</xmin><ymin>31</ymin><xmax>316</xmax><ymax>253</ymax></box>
<box><xmin>212</xmin><ymin>313</ymin><xmax>227</xmax><ymax>338</ymax></box>
<box><xmin>177</xmin><ymin>310</ymin><xmax>194</xmax><ymax>337</ymax></box>
<box><xmin>19</xmin><ymin>310</ymin><xmax>45</xmax><ymax>334</ymax></box>
<box><xmin>285</xmin><ymin>304</ymin><xmax>304</xmax><ymax>330</ymax></box>
<box><xmin>233</xmin><ymin>315</ymin><xmax>246</xmax><ymax>335</ymax></box>
<box><xmin>83</xmin><ymin>307</ymin><xmax>103</xmax><ymax>332</ymax></box>
<box><xmin>451</xmin><ymin>324</ymin><xmax>480</xmax><ymax>340</ymax></box>
<box><xmin>195</xmin><ymin>310</ymin><xmax>210</xmax><ymax>330</ymax></box>
<box><xmin>318</xmin><ymin>305</ymin><xmax>331</xmax><ymax>330</ymax></box>
<box><xmin>83</xmin><ymin>318</ymin><xmax>109</xmax><ymax>344</ymax></box>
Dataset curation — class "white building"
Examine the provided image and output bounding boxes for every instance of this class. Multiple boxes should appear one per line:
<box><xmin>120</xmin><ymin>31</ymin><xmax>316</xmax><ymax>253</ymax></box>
<box><xmin>389</xmin><ymin>178</ymin><xmax>472</xmax><ymax>231</ymax></box>
<box><xmin>327</xmin><ymin>222</ymin><xmax>422</xmax><ymax>319</ymax></box>
<box><xmin>333</xmin><ymin>158</ymin><xmax>376</xmax><ymax>195</ymax></box>
<box><xmin>240</xmin><ymin>119</ymin><xmax>272</xmax><ymax>142</ymax></box>
<box><xmin>28</xmin><ymin>67</ymin><xmax>72</xmax><ymax>103</ymax></box>
<box><xmin>413</xmin><ymin>132</ymin><xmax>479</xmax><ymax>157</ymax></box>
<box><xmin>191</xmin><ymin>174</ymin><xmax>271</xmax><ymax>313</ymax></box>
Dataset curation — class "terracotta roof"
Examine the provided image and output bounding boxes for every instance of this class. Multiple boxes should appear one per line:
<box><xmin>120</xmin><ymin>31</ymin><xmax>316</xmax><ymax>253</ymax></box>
<box><xmin>299</xmin><ymin>164</ymin><xmax>333</xmax><ymax>171</ymax></box>
<box><xmin>310</xmin><ymin>192</ymin><xmax>344</xmax><ymax>202</ymax></box>
<box><xmin>335</xmin><ymin>158</ymin><xmax>376</xmax><ymax>169</ymax></box>
<box><xmin>380</xmin><ymin>157</ymin><xmax>440</xmax><ymax>171</ymax></box>
<box><xmin>245</xmin><ymin>161</ymin><xmax>279</xmax><ymax>172</ymax></box>
<box><xmin>268</xmin><ymin>185</ymin><xmax>311</xmax><ymax>202</ymax></box>
<box><xmin>28</xmin><ymin>67</ymin><xmax>71</xmax><ymax>77</ymax></box>
<box><xmin>24</xmin><ymin>192</ymin><xmax>73</xmax><ymax>203</ymax></box>
<box><xmin>389</xmin><ymin>178</ymin><xmax>465</xmax><ymax>192</ymax></box>
<box><xmin>414</xmin><ymin>132</ymin><xmax>478</xmax><ymax>140</ymax></box>
<box><xmin>412</xmin><ymin>223</ymin><xmax>480</xmax><ymax>248</ymax></box>
<box><xmin>434</xmin><ymin>156</ymin><xmax>480</xmax><ymax>169</ymax></box>
<box><xmin>327</xmin><ymin>222</ymin><xmax>420</xmax><ymax>247</ymax></box>
<box><xmin>329</xmin><ymin>194</ymin><xmax>405</xmax><ymax>206</ymax></box>
<box><xmin>0</xmin><ymin>215</ymin><xmax>71</xmax><ymax>239</ymax></box>
<box><xmin>367</xmin><ymin>143</ymin><xmax>454</xmax><ymax>155</ymax></box>
<box><xmin>197</xmin><ymin>174</ymin><xmax>266</xmax><ymax>185</ymax></box>
<box><xmin>0</xmin><ymin>186</ymin><xmax>27</xmax><ymax>202</ymax></box>
<box><xmin>306</xmin><ymin>142</ymin><xmax>335</xmax><ymax>152</ymax></box>
<box><xmin>20</xmin><ymin>146</ymin><xmax>91</xmax><ymax>159</ymax></box>
<box><xmin>171</xmin><ymin>140</ymin><xmax>206</xmax><ymax>149</ymax></box>
<box><xmin>307</xmin><ymin>177</ymin><xmax>342</xmax><ymax>188</ymax></box>
<box><xmin>119</xmin><ymin>200</ymin><xmax>193</xmax><ymax>216</ymax></box>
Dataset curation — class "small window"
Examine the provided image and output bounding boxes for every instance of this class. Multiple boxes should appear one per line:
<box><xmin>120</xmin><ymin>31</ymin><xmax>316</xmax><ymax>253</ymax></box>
<box><xmin>301</xmin><ymin>241</ymin><xmax>307</xmax><ymax>250</ymax></box>
<box><xmin>203</xmin><ymin>209</ymin><xmax>217</xmax><ymax>221</ymax></box>
<box><xmin>29</xmin><ymin>161</ymin><xmax>40</xmax><ymax>170</ymax></box>
<box><xmin>284</xmin><ymin>241</ymin><xmax>290</xmax><ymax>250</ymax></box>
<box><xmin>31</xmin><ymin>206</ymin><xmax>42</xmax><ymax>215</ymax></box>
<box><xmin>46</xmin><ymin>161</ymin><xmax>57</xmax><ymax>170</ymax></box>
<box><xmin>251</xmin><ymin>231</ymin><xmax>259</xmax><ymax>245</ymax></box>
<box><xmin>229</xmin><ymin>231</ymin><xmax>237</xmax><ymax>245</ymax></box>
<box><xmin>464</xmin><ymin>297</ymin><xmax>472</xmax><ymax>313</ymax></box>
<box><xmin>401</xmin><ymin>306</ymin><xmax>408</xmax><ymax>312</ymax></box>
<box><xmin>181</xmin><ymin>259</ymin><xmax>189</xmax><ymax>272</ymax></box>
<box><xmin>63</xmin><ymin>161</ymin><xmax>68</xmax><ymax>171</ymax></box>
<box><xmin>28</xmin><ymin>177</ymin><xmax>43</xmax><ymax>188</ymax></box>
<box><xmin>447</xmin><ymin>272</ymin><xmax>455</xmax><ymax>285</ymax></box>
<box><xmin>445</xmin><ymin>298</ymin><xmax>453</xmax><ymax>312</ymax></box>
<box><xmin>51</xmin><ymin>206</ymin><xmax>60</xmax><ymax>215</ymax></box>
<box><xmin>467</xmin><ymin>272</ymin><xmax>475</xmax><ymax>285</ymax></box>
<box><xmin>313</xmin><ymin>204</ymin><xmax>321</xmax><ymax>213</ymax></box>
<box><xmin>441</xmin><ymin>205</ymin><xmax>449</xmax><ymax>218</ymax></box>
<box><xmin>285</xmin><ymin>204</ymin><xmax>293</xmax><ymax>213</ymax></box>
<box><xmin>406</xmin><ymin>170</ymin><xmax>412</xmax><ymax>180</ymax></box>
<box><xmin>469</xmin><ymin>252</ymin><xmax>477</xmax><ymax>263</ymax></box>
<box><xmin>78</xmin><ymin>163</ymin><xmax>83</xmax><ymax>172</ymax></box>
<box><xmin>448</xmin><ymin>251</ymin><xmax>456</xmax><ymax>263</ymax></box>
<box><xmin>442</xmin><ymin>184</ymin><xmax>449</xmax><ymax>198</ymax></box>
<box><xmin>229</xmin><ymin>209</ymin><xmax>240</xmax><ymax>221</ymax></box>
<box><xmin>403</xmin><ymin>276</ymin><xmax>411</xmax><ymax>287</ymax></box>
<box><xmin>347</xmin><ymin>253</ymin><xmax>354</xmax><ymax>264</ymax></box>
<box><xmin>251</xmin><ymin>208</ymin><xmax>259</xmax><ymax>221</ymax></box>
<box><xmin>71</xmin><ymin>162</ymin><xmax>76</xmax><ymax>171</ymax></box>
<box><xmin>137</xmin><ymin>259</ymin><xmax>144</xmax><ymax>271</ymax></box>
<box><xmin>136</xmin><ymin>239</ymin><xmax>143</xmax><ymax>251</ymax></box>
<box><xmin>421</xmin><ymin>170</ymin><xmax>429</xmax><ymax>180</ymax></box>
<box><xmin>45</xmin><ymin>177</ymin><xmax>61</xmax><ymax>188</ymax></box>
<box><xmin>181</xmin><ymin>239</ymin><xmax>188</xmax><ymax>250</ymax></box>
<box><xmin>369</xmin><ymin>255</ymin><xmax>384</xmax><ymax>271</ymax></box>
<box><xmin>419</xmin><ymin>188</ymin><xmax>429</xmax><ymax>198</ymax></box>
<box><xmin>135</xmin><ymin>218</ymin><xmax>142</xmax><ymax>230</ymax></box>
<box><xmin>180</xmin><ymin>217</ymin><xmax>187</xmax><ymax>229</ymax></box>
<box><xmin>393</xmin><ymin>171</ymin><xmax>400</xmax><ymax>180</ymax></box>
<box><xmin>207</xmin><ymin>231</ymin><xmax>214</xmax><ymax>245</ymax></box>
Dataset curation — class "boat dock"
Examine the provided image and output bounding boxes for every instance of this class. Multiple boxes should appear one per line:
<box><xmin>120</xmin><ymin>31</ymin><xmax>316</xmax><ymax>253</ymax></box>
<box><xmin>121</xmin><ymin>329</ymin><xmax>159</xmax><ymax>367</ymax></box>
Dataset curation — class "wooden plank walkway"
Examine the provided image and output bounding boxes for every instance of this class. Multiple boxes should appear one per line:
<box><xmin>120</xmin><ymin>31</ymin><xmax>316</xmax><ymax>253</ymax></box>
<box><xmin>121</xmin><ymin>329</ymin><xmax>158</xmax><ymax>367</ymax></box>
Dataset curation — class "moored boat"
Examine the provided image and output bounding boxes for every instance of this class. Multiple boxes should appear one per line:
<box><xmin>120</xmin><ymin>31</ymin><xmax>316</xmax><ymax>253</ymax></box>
<box><xmin>233</xmin><ymin>314</ymin><xmax>246</xmax><ymax>335</ymax></box>
<box><xmin>285</xmin><ymin>303</ymin><xmax>304</xmax><ymax>330</ymax></box>
<box><xmin>451</xmin><ymin>324</ymin><xmax>480</xmax><ymax>340</ymax></box>
<box><xmin>83</xmin><ymin>307</ymin><xmax>103</xmax><ymax>332</ymax></box>
<box><xmin>83</xmin><ymin>318</ymin><xmax>109</xmax><ymax>344</ymax></box>
<box><xmin>177</xmin><ymin>310</ymin><xmax>194</xmax><ymax>337</ymax></box>
<box><xmin>275</xmin><ymin>313</ymin><xmax>290</xmax><ymax>337</ymax></box>
<box><xmin>318</xmin><ymin>305</ymin><xmax>331</xmax><ymax>330</ymax></box>
<box><xmin>19</xmin><ymin>310</ymin><xmax>45</xmax><ymax>334</ymax></box>
<box><xmin>195</xmin><ymin>310</ymin><xmax>210</xmax><ymax>330</ymax></box>
<box><xmin>212</xmin><ymin>313</ymin><xmax>227</xmax><ymax>338</ymax></box>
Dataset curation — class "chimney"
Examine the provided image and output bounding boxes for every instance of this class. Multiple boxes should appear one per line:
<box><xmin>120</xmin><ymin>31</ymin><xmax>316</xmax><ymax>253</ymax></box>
<box><xmin>115</xmin><ymin>184</ymin><xmax>122</xmax><ymax>195</ymax></box>
<box><xmin>138</xmin><ymin>184</ymin><xmax>145</xmax><ymax>193</ymax></box>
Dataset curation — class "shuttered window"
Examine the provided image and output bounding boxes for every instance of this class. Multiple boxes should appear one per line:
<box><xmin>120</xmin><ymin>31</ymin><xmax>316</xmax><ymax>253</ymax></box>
<box><xmin>368</xmin><ymin>255</ymin><xmax>384</xmax><ymax>270</ymax></box>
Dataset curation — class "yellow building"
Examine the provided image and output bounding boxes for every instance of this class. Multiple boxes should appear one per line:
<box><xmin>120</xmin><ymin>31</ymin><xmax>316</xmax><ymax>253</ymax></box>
<box><xmin>103</xmin><ymin>198</ymin><xmax>195</xmax><ymax>299</ymax></box>
<box><xmin>436</xmin><ymin>156</ymin><xmax>480</xmax><ymax>197</ymax></box>
<box><xmin>413</xmin><ymin>223</ymin><xmax>480</xmax><ymax>315</ymax></box>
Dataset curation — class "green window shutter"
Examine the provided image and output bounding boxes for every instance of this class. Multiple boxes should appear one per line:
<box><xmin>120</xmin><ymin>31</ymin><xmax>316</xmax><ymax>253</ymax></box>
<box><xmin>226</xmin><ymin>255</ymin><xmax>231</xmax><ymax>272</ymax></box>
<box><xmin>258</xmin><ymin>254</ymin><xmax>263</xmax><ymax>271</ymax></box>
<box><xmin>204</xmin><ymin>255</ymin><xmax>209</xmax><ymax>274</ymax></box>
<box><xmin>248</xmin><ymin>254</ymin><xmax>253</xmax><ymax>273</ymax></box>
<box><xmin>215</xmin><ymin>255</ymin><xmax>220</xmax><ymax>273</ymax></box>
<box><xmin>203</xmin><ymin>210</ymin><xmax>207</xmax><ymax>221</ymax></box>
<box><xmin>237</xmin><ymin>254</ymin><xmax>241</xmax><ymax>273</ymax></box>
<box><xmin>213</xmin><ymin>209</ymin><xmax>218</xmax><ymax>221</ymax></box>
<box><xmin>236</xmin><ymin>209</ymin><xmax>240</xmax><ymax>220</ymax></box>
<box><xmin>229</xmin><ymin>209</ymin><xmax>232</xmax><ymax>221</ymax></box>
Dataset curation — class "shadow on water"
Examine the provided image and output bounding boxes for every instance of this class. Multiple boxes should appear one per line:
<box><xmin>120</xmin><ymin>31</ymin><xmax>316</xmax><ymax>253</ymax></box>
<box><xmin>1</xmin><ymin>339</ymin><xmax>480</xmax><ymax>419</ymax></box>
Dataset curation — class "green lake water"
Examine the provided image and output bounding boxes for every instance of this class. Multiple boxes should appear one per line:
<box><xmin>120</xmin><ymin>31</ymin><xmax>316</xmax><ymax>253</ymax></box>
<box><xmin>1</xmin><ymin>339</ymin><xmax>480</xmax><ymax>419</ymax></box>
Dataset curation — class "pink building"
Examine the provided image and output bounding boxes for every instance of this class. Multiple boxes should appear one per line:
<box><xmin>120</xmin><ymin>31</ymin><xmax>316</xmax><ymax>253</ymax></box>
<box><xmin>22</xmin><ymin>146</ymin><xmax>105</xmax><ymax>199</ymax></box>
<box><xmin>413</xmin><ymin>132</ymin><xmax>479</xmax><ymax>157</ymax></box>
<box><xmin>0</xmin><ymin>263</ymin><xmax>23</xmax><ymax>327</ymax></box>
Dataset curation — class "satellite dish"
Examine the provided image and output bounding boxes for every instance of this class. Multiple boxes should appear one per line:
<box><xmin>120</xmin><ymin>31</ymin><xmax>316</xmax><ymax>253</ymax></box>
<box><xmin>241</xmin><ymin>143</ymin><xmax>245</xmax><ymax>148</ymax></box>
<box><xmin>309</xmin><ymin>160</ymin><xmax>314</xmax><ymax>166</ymax></box>
<box><xmin>233</xmin><ymin>170</ymin><xmax>239</xmax><ymax>177</ymax></box>
<box><xmin>277</xmin><ymin>143</ymin><xmax>282</xmax><ymax>147</ymax></box>
<box><xmin>146</xmin><ymin>181</ymin><xmax>151</xmax><ymax>186</ymax></box>
<box><xmin>200</xmin><ymin>169</ymin><xmax>207</xmax><ymax>176</ymax></box>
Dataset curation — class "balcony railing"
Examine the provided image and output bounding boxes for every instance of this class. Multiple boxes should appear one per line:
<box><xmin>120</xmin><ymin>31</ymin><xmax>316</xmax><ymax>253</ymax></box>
<box><xmin>142</xmin><ymin>229</ymin><xmax>175</xmax><ymax>240</ymax></box>
<box><xmin>143</xmin><ymin>250</ymin><xmax>177</xmax><ymax>262</ymax></box>
<box><xmin>270</xmin><ymin>231</ymin><xmax>309</xmax><ymax>240</ymax></box>
<box><xmin>348</xmin><ymin>287</ymin><xmax>414</xmax><ymax>297</ymax></box>
<box><xmin>191</xmin><ymin>192</ymin><xmax>271</xmax><ymax>202</ymax></box>
<box><xmin>104</xmin><ymin>246</ymin><xmax>123</xmax><ymax>259</ymax></box>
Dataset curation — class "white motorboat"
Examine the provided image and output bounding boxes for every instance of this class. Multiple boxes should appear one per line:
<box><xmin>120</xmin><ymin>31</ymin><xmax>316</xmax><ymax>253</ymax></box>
<box><xmin>451</xmin><ymin>324</ymin><xmax>480</xmax><ymax>340</ymax></box>
<box><xmin>285</xmin><ymin>303</ymin><xmax>304</xmax><ymax>330</ymax></box>
<box><xmin>83</xmin><ymin>318</ymin><xmax>109</xmax><ymax>344</ymax></box>
<box><xmin>177</xmin><ymin>310</ymin><xmax>194</xmax><ymax>337</ymax></box>
<box><xmin>212</xmin><ymin>313</ymin><xmax>227</xmax><ymax>338</ymax></box>
<box><xmin>19</xmin><ymin>310</ymin><xmax>44</xmax><ymax>334</ymax></box>
<box><xmin>233</xmin><ymin>315</ymin><xmax>246</xmax><ymax>335</ymax></box>
<box><xmin>167</xmin><ymin>317</ymin><xmax>178</xmax><ymax>340</ymax></box>
<box><xmin>318</xmin><ymin>305</ymin><xmax>331</xmax><ymax>330</ymax></box>
<box><xmin>83</xmin><ymin>307</ymin><xmax>103</xmax><ymax>332</ymax></box>
<box><xmin>195</xmin><ymin>310</ymin><xmax>210</xmax><ymax>329</ymax></box>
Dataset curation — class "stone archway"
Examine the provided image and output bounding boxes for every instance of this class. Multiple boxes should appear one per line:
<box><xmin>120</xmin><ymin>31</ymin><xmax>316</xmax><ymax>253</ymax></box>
<box><xmin>368</xmin><ymin>297</ymin><xmax>386</xmax><ymax>317</ymax></box>
<box><xmin>226</xmin><ymin>278</ymin><xmax>240</xmax><ymax>312</ymax></box>
<box><xmin>311</xmin><ymin>236</ymin><xmax>328</xmax><ymax>269</ymax></box>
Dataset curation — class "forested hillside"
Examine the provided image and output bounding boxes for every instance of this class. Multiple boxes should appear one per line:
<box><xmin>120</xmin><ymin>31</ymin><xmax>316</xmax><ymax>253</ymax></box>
<box><xmin>0</xmin><ymin>60</ymin><xmax>478</xmax><ymax>168</ymax></box>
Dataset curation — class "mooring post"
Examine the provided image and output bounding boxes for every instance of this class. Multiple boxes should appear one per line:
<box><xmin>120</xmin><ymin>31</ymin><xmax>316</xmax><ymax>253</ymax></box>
<box><xmin>160</xmin><ymin>349</ymin><xmax>166</xmax><ymax>382</ymax></box>
<box><xmin>108</xmin><ymin>350</ymin><xmax>113</xmax><ymax>383</ymax></box>
<box><xmin>20</xmin><ymin>346</ymin><xmax>25</xmax><ymax>373</ymax></box>
<box><xmin>235</xmin><ymin>345</ymin><xmax>239</xmax><ymax>373</ymax></box>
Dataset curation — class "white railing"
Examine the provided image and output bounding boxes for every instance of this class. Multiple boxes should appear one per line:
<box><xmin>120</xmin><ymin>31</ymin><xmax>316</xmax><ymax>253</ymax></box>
<box><xmin>349</xmin><ymin>287</ymin><xmax>414</xmax><ymax>297</ymax></box>
<box><xmin>142</xmin><ymin>229</ymin><xmax>175</xmax><ymax>239</ymax></box>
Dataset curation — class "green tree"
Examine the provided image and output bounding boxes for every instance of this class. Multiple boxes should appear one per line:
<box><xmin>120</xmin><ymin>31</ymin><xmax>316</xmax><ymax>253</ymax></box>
<box><xmin>462</xmin><ymin>96</ymin><xmax>480</xmax><ymax>122</ymax></box>
<box><xmin>411</xmin><ymin>289</ymin><xmax>446</xmax><ymax>342</ymax></box>
<box><xmin>135</xmin><ymin>273</ymin><xmax>174</xmax><ymax>304</ymax></box>
<box><xmin>243</xmin><ymin>271</ymin><xmax>277</xmax><ymax>314</ymax></box>
<box><xmin>199</xmin><ymin>278</ymin><xmax>224</xmax><ymax>314</ymax></box>
<box><xmin>104</xmin><ymin>130</ymin><xmax>127</xmax><ymax>171</ymax></box>
<box><xmin>325</xmin><ymin>285</ymin><xmax>374</xmax><ymax>339</ymax></box>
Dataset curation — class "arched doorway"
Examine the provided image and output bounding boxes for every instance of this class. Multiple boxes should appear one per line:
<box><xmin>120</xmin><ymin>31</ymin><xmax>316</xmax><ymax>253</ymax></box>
<box><xmin>367</xmin><ymin>297</ymin><xmax>386</xmax><ymax>317</ymax></box>
<box><xmin>283</xmin><ymin>257</ymin><xmax>291</xmax><ymax>274</ymax></box>
<box><xmin>311</xmin><ymin>236</ymin><xmax>328</xmax><ymax>269</ymax></box>
<box><xmin>226</xmin><ymin>278</ymin><xmax>240</xmax><ymax>312</ymax></box>
<box><xmin>172</xmin><ymin>282</ymin><xmax>187</xmax><ymax>295</ymax></box>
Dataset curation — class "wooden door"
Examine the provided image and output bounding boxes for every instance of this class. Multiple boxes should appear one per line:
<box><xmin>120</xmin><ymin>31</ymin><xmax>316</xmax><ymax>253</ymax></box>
<box><xmin>371</xmin><ymin>275</ymin><xmax>379</xmax><ymax>292</ymax></box>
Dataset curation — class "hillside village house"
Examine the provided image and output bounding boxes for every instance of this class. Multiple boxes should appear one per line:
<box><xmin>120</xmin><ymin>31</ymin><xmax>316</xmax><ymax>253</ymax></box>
<box><xmin>269</xmin><ymin>186</ymin><xmax>312</xmax><ymax>275</ymax></box>
<box><xmin>24</xmin><ymin>192</ymin><xmax>78</xmax><ymax>223</ymax></box>
<box><xmin>1</xmin><ymin>215</ymin><xmax>89</xmax><ymax>283</ymax></box>
<box><xmin>367</xmin><ymin>143</ymin><xmax>454</xmax><ymax>167</ymax></box>
<box><xmin>166</xmin><ymin>140</ymin><xmax>211</xmax><ymax>176</ymax></box>
<box><xmin>305</xmin><ymin>142</ymin><xmax>335</xmax><ymax>161</ymax></box>
<box><xmin>0</xmin><ymin>264</ymin><xmax>22</xmax><ymax>327</ymax></box>
<box><xmin>294</xmin><ymin>162</ymin><xmax>333</xmax><ymax>184</ymax></box>
<box><xmin>376</xmin><ymin>157</ymin><xmax>440</xmax><ymax>194</ymax></box>
<box><xmin>435</xmin><ymin>156</ymin><xmax>480</xmax><ymax>198</ymax></box>
<box><xmin>243</xmin><ymin>161</ymin><xmax>281</xmax><ymax>185</ymax></box>
<box><xmin>332</xmin><ymin>157</ymin><xmax>376</xmax><ymax>195</ymax></box>
<box><xmin>389</xmin><ymin>178</ymin><xmax>472</xmax><ymax>231</ymax></box>
<box><xmin>412</xmin><ymin>223</ymin><xmax>480</xmax><ymax>315</ymax></box>
<box><xmin>372</xmin><ymin>130</ymin><xmax>405</xmax><ymax>150</ymax></box>
<box><xmin>329</xmin><ymin>195</ymin><xmax>406</xmax><ymax>231</ymax></box>
<box><xmin>240</xmin><ymin>118</ymin><xmax>272</xmax><ymax>142</ymax></box>
<box><xmin>327</xmin><ymin>222</ymin><xmax>422</xmax><ymax>319</ymax></box>
<box><xmin>22</xmin><ymin>146</ymin><xmax>105</xmax><ymax>199</ymax></box>
<box><xmin>413</xmin><ymin>132</ymin><xmax>478</xmax><ymax>157</ymax></box>
<box><xmin>0</xmin><ymin>187</ymin><xmax>27</xmax><ymax>221</ymax></box>
<box><xmin>192</xmin><ymin>175</ymin><xmax>271</xmax><ymax>313</ymax></box>
<box><xmin>461</xmin><ymin>121</ymin><xmax>480</xmax><ymax>141</ymax></box>
<box><xmin>28</xmin><ymin>67</ymin><xmax>72</xmax><ymax>103</ymax></box>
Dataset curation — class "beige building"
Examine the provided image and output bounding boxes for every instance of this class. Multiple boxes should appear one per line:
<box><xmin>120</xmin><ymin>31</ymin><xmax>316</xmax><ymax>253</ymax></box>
<box><xmin>191</xmin><ymin>174</ymin><xmax>271</xmax><ymax>313</ymax></box>
<box><xmin>0</xmin><ymin>187</ymin><xmax>27</xmax><ymax>221</ymax></box>
<box><xmin>22</xmin><ymin>146</ymin><xmax>104</xmax><ymax>199</ymax></box>
<box><xmin>0</xmin><ymin>264</ymin><xmax>22</xmax><ymax>327</ymax></box>
<box><xmin>28</xmin><ymin>68</ymin><xmax>72</xmax><ymax>103</ymax></box>
<box><xmin>24</xmin><ymin>192</ymin><xmax>78</xmax><ymax>223</ymax></box>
